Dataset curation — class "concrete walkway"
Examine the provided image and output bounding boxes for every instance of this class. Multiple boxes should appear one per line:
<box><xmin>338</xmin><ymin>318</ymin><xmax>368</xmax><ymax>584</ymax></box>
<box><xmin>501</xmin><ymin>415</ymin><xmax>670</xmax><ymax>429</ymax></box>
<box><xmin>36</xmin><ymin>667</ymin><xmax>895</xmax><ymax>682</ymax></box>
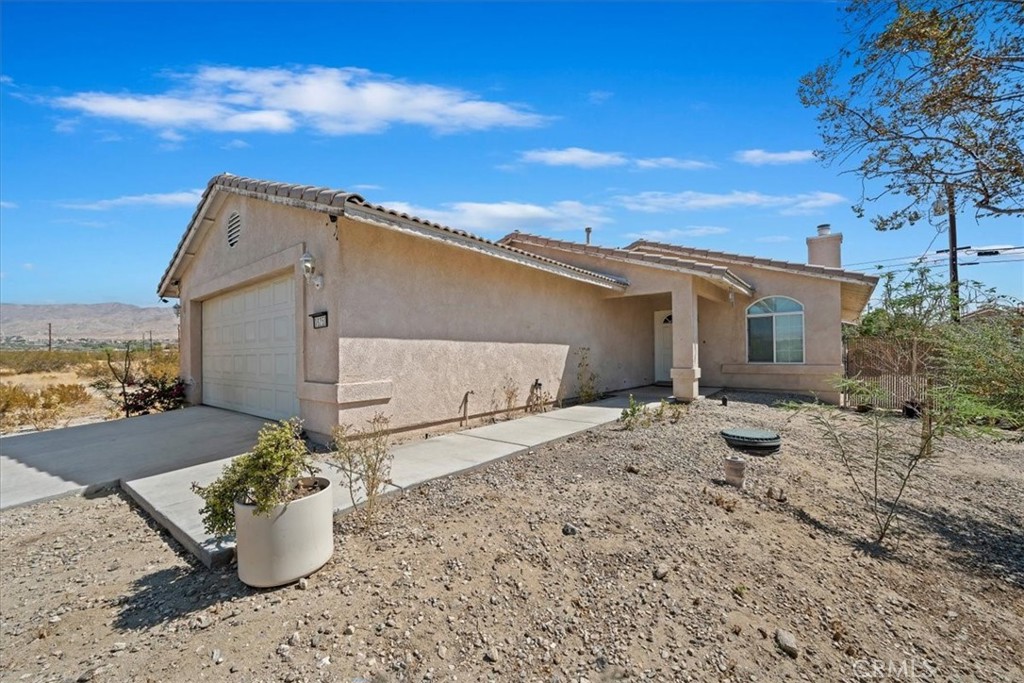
<box><xmin>0</xmin><ymin>407</ymin><xmax>267</xmax><ymax>510</ymax></box>
<box><xmin>124</xmin><ymin>387</ymin><xmax>673</xmax><ymax>568</ymax></box>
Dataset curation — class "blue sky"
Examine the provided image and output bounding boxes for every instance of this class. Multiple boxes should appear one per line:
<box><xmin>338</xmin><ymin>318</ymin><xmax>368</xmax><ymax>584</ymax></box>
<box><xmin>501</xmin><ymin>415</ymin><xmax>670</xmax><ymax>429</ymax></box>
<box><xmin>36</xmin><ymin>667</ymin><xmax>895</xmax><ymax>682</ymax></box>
<box><xmin>1</xmin><ymin>1</ymin><xmax>1021</xmax><ymax>308</ymax></box>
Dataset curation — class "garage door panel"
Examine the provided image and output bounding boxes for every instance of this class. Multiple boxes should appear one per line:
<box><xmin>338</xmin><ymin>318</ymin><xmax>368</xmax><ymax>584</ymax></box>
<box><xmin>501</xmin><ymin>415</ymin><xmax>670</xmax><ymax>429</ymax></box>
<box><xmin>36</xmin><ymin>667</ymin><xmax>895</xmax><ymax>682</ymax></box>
<box><xmin>202</xmin><ymin>275</ymin><xmax>298</xmax><ymax>420</ymax></box>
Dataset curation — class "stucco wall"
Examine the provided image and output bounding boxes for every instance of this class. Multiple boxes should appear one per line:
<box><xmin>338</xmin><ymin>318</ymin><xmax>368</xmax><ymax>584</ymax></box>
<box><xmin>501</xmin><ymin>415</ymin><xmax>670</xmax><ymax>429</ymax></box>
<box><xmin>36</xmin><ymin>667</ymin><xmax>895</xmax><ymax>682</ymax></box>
<box><xmin>693</xmin><ymin>261</ymin><xmax>845</xmax><ymax>402</ymax></box>
<box><xmin>334</xmin><ymin>220</ymin><xmax>666</xmax><ymax>431</ymax></box>
<box><xmin>508</xmin><ymin>244</ymin><xmax>846</xmax><ymax>402</ymax></box>
<box><xmin>173</xmin><ymin>196</ymin><xmax>670</xmax><ymax>436</ymax></box>
<box><xmin>174</xmin><ymin>195</ymin><xmax>348</xmax><ymax>434</ymax></box>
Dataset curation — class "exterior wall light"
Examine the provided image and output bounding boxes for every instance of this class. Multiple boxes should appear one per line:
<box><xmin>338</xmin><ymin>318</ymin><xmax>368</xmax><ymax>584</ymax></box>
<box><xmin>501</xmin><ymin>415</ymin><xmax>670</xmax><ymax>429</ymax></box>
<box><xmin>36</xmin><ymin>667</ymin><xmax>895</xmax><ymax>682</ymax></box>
<box><xmin>300</xmin><ymin>251</ymin><xmax>324</xmax><ymax>289</ymax></box>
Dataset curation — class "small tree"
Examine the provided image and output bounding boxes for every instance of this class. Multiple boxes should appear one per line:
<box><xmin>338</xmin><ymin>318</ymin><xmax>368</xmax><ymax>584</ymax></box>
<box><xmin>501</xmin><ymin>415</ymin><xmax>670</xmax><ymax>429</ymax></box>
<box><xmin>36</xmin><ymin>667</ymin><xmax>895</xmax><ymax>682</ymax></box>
<box><xmin>808</xmin><ymin>267</ymin><xmax>1018</xmax><ymax>544</ymax></box>
<box><xmin>332</xmin><ymin>413</ymin><xmax>392</xmax><ymax>530</ymax></box>
<box><xmin>799</xmin><ymin>0</ymin><xmax>1024</xmax><ymax>231</ymax></box>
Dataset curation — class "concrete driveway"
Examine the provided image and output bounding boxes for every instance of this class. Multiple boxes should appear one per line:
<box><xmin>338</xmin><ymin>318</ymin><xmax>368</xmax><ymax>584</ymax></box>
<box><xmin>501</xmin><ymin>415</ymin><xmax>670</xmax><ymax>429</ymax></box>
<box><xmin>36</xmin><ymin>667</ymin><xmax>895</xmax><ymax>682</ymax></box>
<box><xmin>0</xmin><ymin>407</ymin><xmax>267</xmax><ymax>510</ymax></box>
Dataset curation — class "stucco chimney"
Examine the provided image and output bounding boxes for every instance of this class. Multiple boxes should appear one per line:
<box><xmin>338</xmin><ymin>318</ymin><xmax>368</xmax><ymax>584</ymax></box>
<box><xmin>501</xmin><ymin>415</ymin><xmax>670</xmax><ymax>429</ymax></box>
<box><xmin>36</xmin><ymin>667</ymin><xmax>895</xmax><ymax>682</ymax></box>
<box><xmin>807</xmin><ymin>223</ymin><xmax>843</xmax><ymax>267</ymax></box>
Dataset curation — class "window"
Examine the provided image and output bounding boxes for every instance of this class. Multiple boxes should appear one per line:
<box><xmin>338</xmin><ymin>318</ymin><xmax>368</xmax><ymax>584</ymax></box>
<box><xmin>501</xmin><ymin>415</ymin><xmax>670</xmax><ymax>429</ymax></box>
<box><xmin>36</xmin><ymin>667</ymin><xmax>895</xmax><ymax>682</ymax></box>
<box><xmin>747</xmin><ymin>297</ymin><xmax>804</xmax><ymax>363</ymax></box>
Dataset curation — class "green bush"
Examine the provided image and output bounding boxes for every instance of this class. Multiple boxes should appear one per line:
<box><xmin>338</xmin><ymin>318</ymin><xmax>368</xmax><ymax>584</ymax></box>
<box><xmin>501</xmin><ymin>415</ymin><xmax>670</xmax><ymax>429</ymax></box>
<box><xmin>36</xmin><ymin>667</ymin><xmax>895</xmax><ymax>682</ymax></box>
<box><xmin>191</xmin><ymin>419</ymin><xmax>318</xmax><ymax>537</ymax></box>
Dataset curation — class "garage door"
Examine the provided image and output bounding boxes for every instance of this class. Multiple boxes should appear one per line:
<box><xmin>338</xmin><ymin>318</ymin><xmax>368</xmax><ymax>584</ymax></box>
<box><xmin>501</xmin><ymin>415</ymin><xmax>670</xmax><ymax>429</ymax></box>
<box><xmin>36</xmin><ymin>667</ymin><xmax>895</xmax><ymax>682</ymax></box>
<box><xmin>202</xmin><ymin>275</ymin><xmax>299</xmax><ymax>420</ymax></box>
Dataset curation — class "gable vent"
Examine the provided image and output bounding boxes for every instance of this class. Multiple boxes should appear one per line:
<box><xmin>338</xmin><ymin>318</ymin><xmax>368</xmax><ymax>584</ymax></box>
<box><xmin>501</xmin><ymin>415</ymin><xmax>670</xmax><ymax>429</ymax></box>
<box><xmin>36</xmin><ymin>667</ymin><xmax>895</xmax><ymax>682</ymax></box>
<box><xmin>226</xmin><ymin>212</ymin><xmax>242</xmax><ymax>248</ymax></box>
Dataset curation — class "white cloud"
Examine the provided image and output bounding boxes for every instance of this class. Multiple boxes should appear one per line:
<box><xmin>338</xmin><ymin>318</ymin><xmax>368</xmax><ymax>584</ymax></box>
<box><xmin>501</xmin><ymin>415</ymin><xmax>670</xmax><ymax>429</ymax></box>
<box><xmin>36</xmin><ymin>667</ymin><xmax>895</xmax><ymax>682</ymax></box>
<box><xmin>755</xmin><ymin>235</ymin><xmax>792</xmax><ymax>243</ymax></box>
<box><xmin>221</xmin><ymin>139</ymin><xmax>250</xmax><ymax>150</ymax></box>
<box><xmin>351</xmin><ymin>183</ymin><xmax>382</xmax><ymax>191</ymax></box>
<box><xmin>381</xmin><ymin>198</ymin><xmax>610</xmax><ymax>234</ymax></box>
<box><xmin>520</xmin><ymin>147</ymin><xmax>628</xmax><ymax>168</ymax></box>
<box><xmin>617</xmin><ymin>189</ymin><xmax>845</xmax><ymax>215</ymax></box>
<box><xmin>588</xmin><ymin>90</ymin><xmax>613</xmax><ymax>104</ymax></box>
<box><xmin>0</xmin><ymin>75</ymin><xmax>13</xmax><ymax>85</ymax></box>
<box><xmin>22</xmin><ymin>263</ymin><xmax>34</xmax><ymax>271</ymax></box>
<box><xmin>159</xmin><ymin>129</ymin><xmax>186</xmax><ymax>142</ymax></box>
<box><xmin>0</xmin><ymin>201</ymin><xmax>17</xmax><ymax>209</ymax></box>
<box><xmin>519</xmin><ymin>147</ymin><xmax>713</xmax><ymax>171</ymax></box>
<box><xmin>626</xmin><ymin>226</ymin><xmax>730</xmax><ymax>241</ymax></box>
<box><xmin>54</xmin><ymin>118</ymin><xmax>78</xmax><ymax>134</ymax></box>
<box><xmin>634</xmin><ymin>157</ymin><xmax>715</xmax><ymax>170</ymax></box>
<box><xmin>53</xmin><ymin>65</ymin><xmax>548</xmax><ymax>137</ymax></box>
<box><xmin>61</xmin><ymin>189</ymin><xmax>204</xmax><ymax>211</ymax></box>
<box><xmin>733</xmin><ymin>149</ymin><xmax>815</xmax><ymax>166</ymax></box>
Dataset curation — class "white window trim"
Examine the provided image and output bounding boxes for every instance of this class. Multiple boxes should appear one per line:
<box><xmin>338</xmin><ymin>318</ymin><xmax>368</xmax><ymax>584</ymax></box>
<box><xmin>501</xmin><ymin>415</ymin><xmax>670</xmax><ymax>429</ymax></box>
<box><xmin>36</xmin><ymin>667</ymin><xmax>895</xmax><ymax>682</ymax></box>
<box><xmin>746</xmin><ymin>296</ymin><xmax>806</xmax><ymax>364</ymax></box>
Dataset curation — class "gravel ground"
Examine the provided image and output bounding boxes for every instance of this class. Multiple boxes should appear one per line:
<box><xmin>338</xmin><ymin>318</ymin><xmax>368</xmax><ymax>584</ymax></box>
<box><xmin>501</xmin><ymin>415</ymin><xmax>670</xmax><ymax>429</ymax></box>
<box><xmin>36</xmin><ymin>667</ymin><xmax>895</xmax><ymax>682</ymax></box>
<box><xmin>2</xmin><ymin>392</ymin><xmax>1022</xmax><ymax>683</ymax></box>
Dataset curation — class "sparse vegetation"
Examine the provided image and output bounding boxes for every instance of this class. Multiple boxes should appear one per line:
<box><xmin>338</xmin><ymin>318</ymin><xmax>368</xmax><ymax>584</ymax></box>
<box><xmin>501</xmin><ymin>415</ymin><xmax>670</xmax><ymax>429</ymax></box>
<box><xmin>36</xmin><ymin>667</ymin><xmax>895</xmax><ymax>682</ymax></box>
<box><xmin>191</xmin><ymin>418</ymin><xmax>318</xmax><ymax>537</ymax></box>
<box><xmin>332</xmin><ymin>412</ymin><xmax>393</xmax><ymax>530</ymax></box>
<box><xmin>619</xmin><ymin>394</ymin><xmax>651</xmax><ymax>430</ymax></box>
<box><xmin>500</xmin><ymin>376</ymin><xmax>520</xmax><ymax>419</ymax></box>
<box><xmin>525</xmin><ymin>380</ymin><xmax>552</xmax><ymax>414</ymax></box>
<box><xmin>90</xmin><ymin>343</ymin><xmax>186</xmax><ymax>418</ymax></box>
<box><xmin>0</xmin><ymin>382</ymin><xmax>91</xmax><ymax>432</ymax></box>
<box><xmin>575</xmin><ymin>346</ymin><xmax>600</xmax><ymax>404</ymax></box>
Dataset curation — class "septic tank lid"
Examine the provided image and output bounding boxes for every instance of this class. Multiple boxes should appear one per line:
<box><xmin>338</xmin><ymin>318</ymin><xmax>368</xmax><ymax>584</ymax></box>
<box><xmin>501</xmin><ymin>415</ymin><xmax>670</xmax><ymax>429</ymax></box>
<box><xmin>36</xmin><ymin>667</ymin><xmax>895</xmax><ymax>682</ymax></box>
<box><xmin>720</xmin><ymin>428</ymin><xmax>781</xmax><ymax>453</ymax></box>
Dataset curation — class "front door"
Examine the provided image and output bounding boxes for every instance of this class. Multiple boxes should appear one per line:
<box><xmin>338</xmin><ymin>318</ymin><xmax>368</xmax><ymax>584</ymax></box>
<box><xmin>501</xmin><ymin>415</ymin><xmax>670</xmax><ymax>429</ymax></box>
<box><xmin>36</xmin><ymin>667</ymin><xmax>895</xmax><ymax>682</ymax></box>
<box><xmin>654</xmin><ymin>310</ymin><xmax>672</xmax><ymax>383</ymax></box>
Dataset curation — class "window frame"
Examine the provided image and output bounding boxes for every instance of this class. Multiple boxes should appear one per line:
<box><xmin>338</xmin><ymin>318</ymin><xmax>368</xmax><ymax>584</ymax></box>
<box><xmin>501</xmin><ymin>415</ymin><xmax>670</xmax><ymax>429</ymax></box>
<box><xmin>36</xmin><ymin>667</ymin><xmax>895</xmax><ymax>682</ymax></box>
<box><xmin>746</xmin><ymin>296</ymin><xmax>805</xmax><ymax>364</ymax></box>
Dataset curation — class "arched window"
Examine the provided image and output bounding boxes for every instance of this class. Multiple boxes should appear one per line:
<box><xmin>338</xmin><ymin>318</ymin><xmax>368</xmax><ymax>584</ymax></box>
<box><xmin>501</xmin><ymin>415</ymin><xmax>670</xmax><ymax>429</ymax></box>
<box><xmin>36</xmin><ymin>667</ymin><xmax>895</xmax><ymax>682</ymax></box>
<box><xmin>747</xmin><ymin>297</ymin><xmax>804</xmax><ymax>363</ymax></box>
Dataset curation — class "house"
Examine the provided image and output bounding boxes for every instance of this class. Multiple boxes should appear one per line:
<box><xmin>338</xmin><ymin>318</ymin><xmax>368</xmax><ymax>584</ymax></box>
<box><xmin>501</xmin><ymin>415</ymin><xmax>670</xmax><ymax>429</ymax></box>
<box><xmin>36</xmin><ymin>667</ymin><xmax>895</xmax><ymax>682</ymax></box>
<box><xmin>158</xmin><ymin>173</ymin><xmax>879</xmax><ymax>439</ymax></box>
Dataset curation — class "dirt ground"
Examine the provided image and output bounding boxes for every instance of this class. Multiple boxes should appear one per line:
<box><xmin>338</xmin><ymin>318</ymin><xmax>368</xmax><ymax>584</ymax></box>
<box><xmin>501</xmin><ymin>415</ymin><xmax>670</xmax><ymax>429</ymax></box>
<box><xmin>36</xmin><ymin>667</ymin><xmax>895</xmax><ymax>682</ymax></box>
<box><xmin>1</xmin><ymin>393</ymin><xmax>1022</xmax><ymax>683</ymax></box>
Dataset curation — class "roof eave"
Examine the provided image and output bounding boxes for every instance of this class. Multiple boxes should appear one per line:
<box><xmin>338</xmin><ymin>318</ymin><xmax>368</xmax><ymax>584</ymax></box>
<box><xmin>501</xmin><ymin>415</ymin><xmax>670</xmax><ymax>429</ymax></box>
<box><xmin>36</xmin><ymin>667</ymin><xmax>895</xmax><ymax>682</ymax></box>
<box><xmin>343</xmin><ymin>204</ymin><xmax>628</xmax><ymax>291</ymax></box>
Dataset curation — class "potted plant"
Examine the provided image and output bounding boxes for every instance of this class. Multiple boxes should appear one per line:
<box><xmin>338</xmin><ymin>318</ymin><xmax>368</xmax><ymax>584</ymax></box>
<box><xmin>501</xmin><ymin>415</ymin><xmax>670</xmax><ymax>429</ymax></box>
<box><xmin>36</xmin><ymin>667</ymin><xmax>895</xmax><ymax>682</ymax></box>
<box><xmin>191</xmin><ymin>418</ymin><xmax>334</xmax><ymax>588</ymax></box>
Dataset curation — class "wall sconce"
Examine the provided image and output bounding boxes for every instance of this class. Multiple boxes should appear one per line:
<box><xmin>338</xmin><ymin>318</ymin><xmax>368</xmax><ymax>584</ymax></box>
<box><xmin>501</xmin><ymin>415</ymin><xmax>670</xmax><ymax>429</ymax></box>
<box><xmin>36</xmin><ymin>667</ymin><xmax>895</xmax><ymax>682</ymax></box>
<box><xmin>299</xmin><ymin>251</ymin><xmax>324</xmax><ymax>289</ymax></box>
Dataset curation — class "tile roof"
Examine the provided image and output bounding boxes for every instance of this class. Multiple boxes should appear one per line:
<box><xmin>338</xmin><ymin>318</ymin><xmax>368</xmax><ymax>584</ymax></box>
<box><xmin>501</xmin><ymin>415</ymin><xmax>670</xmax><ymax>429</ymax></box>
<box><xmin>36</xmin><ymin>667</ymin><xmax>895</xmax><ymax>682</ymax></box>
<box><xmin>626</xmin><ymin>239</ymin><xmax>880</xmax><ymax>286</ymax></box>
<box><xmin>500</xmin><ymin>232</ymin><xmax>754</xmax><ymax>294</ymax></box>
<box><xmin>158</xmin><ymin>174</ymin><xmax>629</xmax><ymax>296</ymax></box>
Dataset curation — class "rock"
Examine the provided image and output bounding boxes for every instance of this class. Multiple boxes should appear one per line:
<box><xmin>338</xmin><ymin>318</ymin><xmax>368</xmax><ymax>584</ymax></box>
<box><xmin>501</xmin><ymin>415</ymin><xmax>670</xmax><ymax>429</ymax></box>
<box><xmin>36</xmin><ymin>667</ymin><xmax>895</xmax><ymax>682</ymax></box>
<box><xmin>562</xmin><ymin>524</ymin><xmax>578</xmax><ymax>536</ymax></box>
<box><xmin>483</xmin><ymin>648</ymin><xmax>498</xmax><ymax>663</ymax></box>
<box><xmin>192</xmin><ymin>614</ymin><xmax>213</xmax><ymax>630</ymax></box>
<box><xmin>437</xmin><ymin>644</ymin><xmax>447</xmax><ymax>659</ymax></box>
<box><xmin>288</xmin><ymin>631</ymin><xmax>301</xmax><ymax>646</ymax></box>
<box><xmin>110</xmin><ymin>642</ymin><xmax>127</xmax><ymax>652</ymax></box>
<box><xmin>775</xmin><ymin>629</ymin><xmax>799</xmax><ymax>658</ymax></box>
<box><xmin>297</xmin><ymin>578</ymin><xmax>309</xmax><ymax>590</ymax></box>
<box><xmin>653</xmin><ymin>565</ymin><xmax>670</xmax><ymax>581</ymax></box>
<box><xmin>343</xmin><ymin>624</ymin><xmax>355</xmax><ymax>636</ymax></box>
<box><xmin>625</xmin><ymin>464</ymin><xmax>640</xmax><ymax>474</ymax></box>
<box><xmin>77</xmin><ymin>669</ymin><xmax>97</xmax><ymax>682</ymax></box>
<box><xmin>211</xmin><ymin>649</ymin><xmax>223</xmax><ymax>664</ymax></box>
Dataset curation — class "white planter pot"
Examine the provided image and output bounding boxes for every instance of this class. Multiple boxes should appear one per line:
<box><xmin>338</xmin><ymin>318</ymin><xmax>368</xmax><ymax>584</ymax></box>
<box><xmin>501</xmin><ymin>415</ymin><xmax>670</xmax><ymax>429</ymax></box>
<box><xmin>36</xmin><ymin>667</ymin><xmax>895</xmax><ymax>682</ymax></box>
<box><xmin>234</xmin><ymin>477</ymin><xmax>334</xmax><ymax>588</ymax></box>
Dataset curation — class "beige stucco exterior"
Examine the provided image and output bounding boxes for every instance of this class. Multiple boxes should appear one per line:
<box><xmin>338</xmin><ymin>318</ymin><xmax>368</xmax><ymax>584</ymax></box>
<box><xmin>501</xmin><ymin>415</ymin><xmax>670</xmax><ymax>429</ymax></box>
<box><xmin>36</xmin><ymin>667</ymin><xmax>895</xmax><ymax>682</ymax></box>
<box><xmin>160</xmin><ymin>174</ymin><xmax>877</xmax><ymax>438</ymax></box>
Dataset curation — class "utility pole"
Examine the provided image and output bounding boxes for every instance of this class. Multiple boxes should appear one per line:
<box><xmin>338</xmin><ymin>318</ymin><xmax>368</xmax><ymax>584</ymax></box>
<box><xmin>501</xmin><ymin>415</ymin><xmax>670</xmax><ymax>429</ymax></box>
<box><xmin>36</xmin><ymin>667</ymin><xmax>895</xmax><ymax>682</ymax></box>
<box><xmin>47</xmin><ymin>323</ymin><xmax>52</xmax><ymax>352</ymax></box>
<box><xmin>945</xmin><ymin>183</ymin><xmax>960</xmax><ymax>323</ymax></box>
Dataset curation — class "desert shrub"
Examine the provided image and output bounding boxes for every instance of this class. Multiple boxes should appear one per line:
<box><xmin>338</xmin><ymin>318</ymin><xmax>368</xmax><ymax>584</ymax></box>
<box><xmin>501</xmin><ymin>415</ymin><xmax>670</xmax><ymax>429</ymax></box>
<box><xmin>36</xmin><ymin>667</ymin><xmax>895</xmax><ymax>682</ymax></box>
<box><xmin>619</xmin><ymin>394</ymin><xmax>651</xmax><ymax>430</ymax></box>
<box><xmin>576</xmin><ymin>346</ymin><xmax>600</xmax><ymax>404</ymax></box>
<box><xmin>192</xmin><ymin>418</ymin><xmax>317</xmax><ymax>536</ymax></box>
<box><xmin>0</xmin><ymin>349</ymin><xmax>105</xmax><ymax>375</ymax></box>
<box><xmin>501</xmin><ymin>377</ymin><xmax>520</xmax><ymax>419</ymax></box>
<box><xmin>332</xmin><ymin>413</ymin><xmax>393</xmax><ymax>530</ymax></box>
<box><xmin>91</xmin><ymin>343</ymin><xmax>186</xmax><ymax>417</ymax></box>
<box><xmin>0</xmin><ymin>382</ymin><xmax>91</xmax><ymax>432</ymax></box>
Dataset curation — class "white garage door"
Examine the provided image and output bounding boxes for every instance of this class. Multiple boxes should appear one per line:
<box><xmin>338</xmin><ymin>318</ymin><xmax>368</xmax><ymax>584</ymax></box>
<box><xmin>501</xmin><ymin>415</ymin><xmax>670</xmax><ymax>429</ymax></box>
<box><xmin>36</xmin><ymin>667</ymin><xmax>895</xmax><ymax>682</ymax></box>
<box><xmin>202</xmin><ymin>276</ymin><xmax>299</xmax><ymax>420</ymax></box>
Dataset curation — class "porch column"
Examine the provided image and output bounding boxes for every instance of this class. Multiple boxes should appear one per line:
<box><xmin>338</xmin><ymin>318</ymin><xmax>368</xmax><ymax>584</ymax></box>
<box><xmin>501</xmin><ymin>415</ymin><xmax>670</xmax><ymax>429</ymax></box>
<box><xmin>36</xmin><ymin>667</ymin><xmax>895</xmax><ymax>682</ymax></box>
<box><xmin>670</xmin><ymin>278</ymin><xmax>701</xmax><ymax>401</ymax></box>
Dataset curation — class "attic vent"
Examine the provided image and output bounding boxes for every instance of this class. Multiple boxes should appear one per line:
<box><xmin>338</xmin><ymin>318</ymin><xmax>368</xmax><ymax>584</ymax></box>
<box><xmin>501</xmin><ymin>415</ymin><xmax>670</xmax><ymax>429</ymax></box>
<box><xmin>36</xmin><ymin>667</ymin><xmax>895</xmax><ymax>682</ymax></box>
<box><xmin>226</xmin><ymin>212</ymin><xmax>242</xmax><ymax>248</ymax></box>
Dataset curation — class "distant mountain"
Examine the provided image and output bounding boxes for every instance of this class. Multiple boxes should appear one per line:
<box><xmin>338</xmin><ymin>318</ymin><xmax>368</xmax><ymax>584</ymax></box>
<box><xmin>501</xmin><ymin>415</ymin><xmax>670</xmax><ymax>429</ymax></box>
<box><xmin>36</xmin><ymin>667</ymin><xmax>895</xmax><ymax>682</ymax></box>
<box><xmin>0</xmin><ymin>303</ymin><xmax>178</xmax><ymax>343</ymax></box>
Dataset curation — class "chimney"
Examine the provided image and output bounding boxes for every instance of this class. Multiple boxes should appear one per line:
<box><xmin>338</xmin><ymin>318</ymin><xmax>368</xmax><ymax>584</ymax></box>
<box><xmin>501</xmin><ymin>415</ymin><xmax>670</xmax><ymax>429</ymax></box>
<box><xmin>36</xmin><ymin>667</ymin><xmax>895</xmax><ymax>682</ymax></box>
<box><xmin>807</xmin><ymin>223</ymin><xmax>842</xmax><ymax>267</ymax></box>
<box><xmin>585</xmin><ymin>226</ymin><xmax>592</xmax><ymax>244</ymax></box>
